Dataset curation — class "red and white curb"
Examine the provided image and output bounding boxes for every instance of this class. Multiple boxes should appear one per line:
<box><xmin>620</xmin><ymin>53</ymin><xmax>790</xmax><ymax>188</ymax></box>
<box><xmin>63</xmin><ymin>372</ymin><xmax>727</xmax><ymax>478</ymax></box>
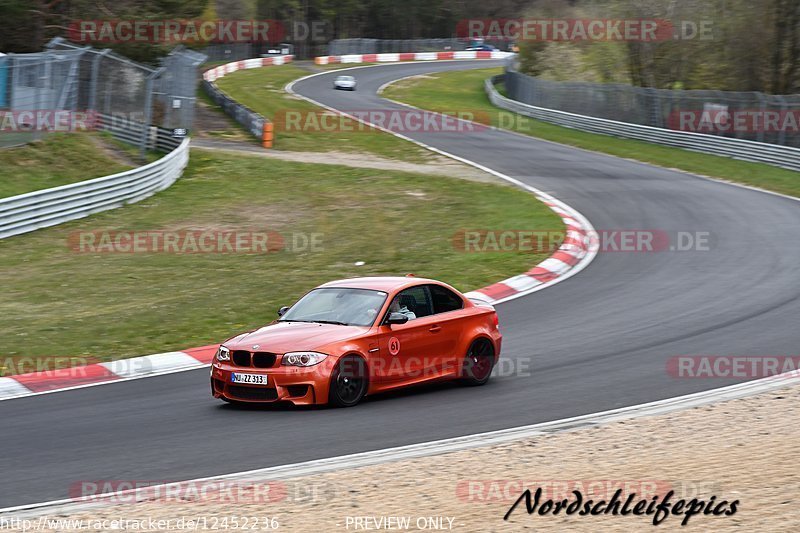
<box><xmin>0</xmin><ymin>345</ymin><xmax>218</xmax><ymax>401</ymax></box>
<box><xmin>0</xmin><ymin>55</ymin><xmax>593</xmax><ymax>402</ymax></box>
<box><xmin>202</xmin><ymin>54</ymin><xmax>293</xmax><ymax>82</ymax></box>
<box><xmin>315</xmin><ymin>50</ymin><xmax>513</xmax><ymax>65</ymax></box>
<box><xmin>463</xmin><ymin>200</ymin><xmax>598</xmax><ymax>305</ymax></box>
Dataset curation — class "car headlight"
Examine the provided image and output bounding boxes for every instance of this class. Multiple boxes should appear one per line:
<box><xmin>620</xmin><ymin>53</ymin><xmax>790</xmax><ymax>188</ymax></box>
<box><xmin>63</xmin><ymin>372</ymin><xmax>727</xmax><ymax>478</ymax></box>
<box><xmin>281</xmin><ymin>351</ymin><xmax>328</xmax><ymax>367</ymax></box>
<box><xmin>216</xmin><ymin>346</ymin><xmax>230</xmax><ymax>361</ymax></box>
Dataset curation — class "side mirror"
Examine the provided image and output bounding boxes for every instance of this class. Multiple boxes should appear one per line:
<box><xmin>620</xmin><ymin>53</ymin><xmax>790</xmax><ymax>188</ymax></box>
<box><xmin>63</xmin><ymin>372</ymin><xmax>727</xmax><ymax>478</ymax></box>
<box><xmin>386</xmin><ymin>312</ymin><xmax>408</xmax><ymax>325</ymax></box>
<box><xmin>278</xmin><ymin>306</ymin><xmax>290</xmax><ymax>317</ymax></box>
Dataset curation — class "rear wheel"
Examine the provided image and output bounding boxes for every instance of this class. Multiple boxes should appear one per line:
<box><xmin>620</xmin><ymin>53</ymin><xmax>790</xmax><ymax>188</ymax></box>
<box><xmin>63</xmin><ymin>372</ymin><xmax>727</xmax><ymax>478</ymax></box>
<box><xmin>328</xmin><ymin>355</ymin><xmax>368</xmax><ymax>407</ymax></box>
<box><xmin>461</xmin><ymin>338</ymin><xmax>495</xmax><ymax>386</ymax></box>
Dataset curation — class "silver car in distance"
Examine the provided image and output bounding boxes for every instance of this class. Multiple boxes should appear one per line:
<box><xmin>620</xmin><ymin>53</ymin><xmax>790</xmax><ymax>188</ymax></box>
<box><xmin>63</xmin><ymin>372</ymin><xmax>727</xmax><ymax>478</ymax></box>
<box><xmin>333</xmin><ymin>75</ymin><xmax>357</xmax><ymax>91</ymax></box>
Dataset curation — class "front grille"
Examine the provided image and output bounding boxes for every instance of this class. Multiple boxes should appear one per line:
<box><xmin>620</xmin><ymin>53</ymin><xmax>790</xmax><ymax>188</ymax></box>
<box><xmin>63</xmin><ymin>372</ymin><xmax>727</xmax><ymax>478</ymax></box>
<box><xmin>232</xmin><ymin>350</ymin><xmax>251</xmax><ymax>367</ymax></box>
<box><xmin>253</xmin><ymin>352</ymin><xmax>277</xmax><ymax>368</ymax></box>
<box><xmin>227</xmin><ymin>385</ymin><xmax>278</xmax><ymax>401</ymax></box>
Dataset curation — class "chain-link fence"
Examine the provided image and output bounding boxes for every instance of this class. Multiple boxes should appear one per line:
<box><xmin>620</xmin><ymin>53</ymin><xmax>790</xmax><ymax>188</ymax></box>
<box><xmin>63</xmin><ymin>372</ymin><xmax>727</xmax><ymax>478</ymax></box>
<box><xmin>327</xmin><ymin>38</ymin><xmax>512</xmax><ymax>56</ymax></box>
<box><xmin>201</xmin><ymin>42</ymin><xmax>312</xmax><ymax>62</ymax></box>
<box><xmin>0</xmin><ymin>47</ymin><xmax>85</xmax><ymax>148</ymax></box>
<box><xmin>201</xmin><ymin>38</ymin><xmax>512</xmax><ymax>62</ymax></box>
<box><xmin>202</xmin><ymin>43</ymin><xmax>272</xmax><ymax>63</ymax></box>
<box><xmin>329</xmin><ymin>38</ymin><xmax>463</xmax><ymax>55</ymax></box>
<box><xmin>504</xmin><ymin>63</ymin><xmax>800</xmax><ymax>148</ymax></box>
<box><xmin>0</xmin><ymin>38</ymin><xmax>205</xmax><ymax>155</ymax></box>
<box><xmin>154</xmin><ymin>46</ymin><xmax>207</xmax><ymax>132</ymax></box>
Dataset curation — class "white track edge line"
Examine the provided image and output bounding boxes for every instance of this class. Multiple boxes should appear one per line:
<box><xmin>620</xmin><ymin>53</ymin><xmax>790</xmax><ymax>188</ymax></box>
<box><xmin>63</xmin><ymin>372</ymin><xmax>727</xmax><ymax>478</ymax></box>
<box><xmin>0</xmin><ymin>359</ymin><xmax>207</xmax><ymax>402</ymax></box>
<box><xmin>284</xmin><ymin>63</ymin><xmax>599</xmax><ymax>305</ymax></box>
<box><xmin>3</xmin><ymin>59</ymin><xmax>797</xmax><ymax>517</ymax></box>
<box><xmin>3</xmin><ymin>369</ymin><xmax>798</xmax><ymax>518</ymax></box>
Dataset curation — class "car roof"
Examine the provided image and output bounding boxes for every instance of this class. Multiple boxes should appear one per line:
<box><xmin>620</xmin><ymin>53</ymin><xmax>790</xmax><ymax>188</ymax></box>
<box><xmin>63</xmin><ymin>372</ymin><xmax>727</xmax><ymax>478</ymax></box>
<box><xmin>318</xmin><ymin>276</ymin><xmax>447</xmax><ymax>293</ymax></box>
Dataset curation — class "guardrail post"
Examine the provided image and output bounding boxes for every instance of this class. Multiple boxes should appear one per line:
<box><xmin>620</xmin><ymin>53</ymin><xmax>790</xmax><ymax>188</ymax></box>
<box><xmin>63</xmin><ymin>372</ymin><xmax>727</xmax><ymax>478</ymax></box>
<box><xmin>262</xmin><ymin>121</ymin><xmax>274</xmax><ymax>149</ymax></box>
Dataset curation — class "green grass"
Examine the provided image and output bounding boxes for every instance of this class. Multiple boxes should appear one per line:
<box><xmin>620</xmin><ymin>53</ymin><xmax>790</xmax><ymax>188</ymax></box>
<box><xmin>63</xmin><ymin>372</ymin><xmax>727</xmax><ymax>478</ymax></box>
<box><xmin>0</xmin><ymin>149</ymin><xmax>561</xmax><ymax>365</ymax></box>
<box><xmin>383</xmin><ymin>68</ymin><xmax>800</xmax><ymax>198</ymax></box>
<box><xmin>214</xmin><ymin>64</ymin><xmax>434</xmax><ymax>161</ymax></box>
<box><xmin>0</xmin><ymin>133</ymin><xmax>133</xmax><ymax>198</ymax></box>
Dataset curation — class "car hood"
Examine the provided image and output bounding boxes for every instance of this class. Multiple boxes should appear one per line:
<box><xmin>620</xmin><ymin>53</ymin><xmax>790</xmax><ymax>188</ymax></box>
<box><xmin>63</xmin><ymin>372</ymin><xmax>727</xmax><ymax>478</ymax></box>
<box><xmin>224</xmin><ymin>321</ymin><xmax>370</xmax><ymax>353</ymax></box>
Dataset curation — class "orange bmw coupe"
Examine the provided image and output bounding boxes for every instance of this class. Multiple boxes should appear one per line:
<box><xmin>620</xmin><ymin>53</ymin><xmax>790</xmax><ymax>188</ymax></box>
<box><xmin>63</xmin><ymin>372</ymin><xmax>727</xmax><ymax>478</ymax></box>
<box><xmin>211</xmin><ymin>276</ymin><xmax>501</xmax><ymax>407</ymax></box>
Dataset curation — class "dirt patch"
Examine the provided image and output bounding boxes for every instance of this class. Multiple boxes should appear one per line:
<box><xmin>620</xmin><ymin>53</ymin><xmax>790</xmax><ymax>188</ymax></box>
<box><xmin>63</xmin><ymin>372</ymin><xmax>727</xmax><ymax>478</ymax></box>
<box><xmin>85</xmin><ymin>135</ymin><xmax>137</xmax><ymax>167</ymax></box>
<box><xmin>232</xmin><ymin>204</ymin><xmax>309</xmax><ymax>229</ymax></box>
<box><xmin>291</xmin><ymin>60</ymin><xmax>326</xmax><ymax>73</ymax></box>
<box><xmin>191</xmin><ymin>139</ymin><xmax>505</xmax><ymax>184</ymax></box>
<box><xmin>379</xmin><ymin>74</ymin><xmax>440</xmax><ymax>94</ymax></box>
<box><xmin>192</xmin><ymin>98</ymin><xmax>253</xmax><ymax>141</ymax></box>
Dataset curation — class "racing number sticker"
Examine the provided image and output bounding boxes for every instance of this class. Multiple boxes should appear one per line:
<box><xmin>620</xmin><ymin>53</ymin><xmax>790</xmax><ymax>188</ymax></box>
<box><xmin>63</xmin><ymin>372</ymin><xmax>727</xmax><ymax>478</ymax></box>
<box><xmin>388</xmin><ymin>337</ymin><xmax>400</xmax><ymax>356</ymax></box>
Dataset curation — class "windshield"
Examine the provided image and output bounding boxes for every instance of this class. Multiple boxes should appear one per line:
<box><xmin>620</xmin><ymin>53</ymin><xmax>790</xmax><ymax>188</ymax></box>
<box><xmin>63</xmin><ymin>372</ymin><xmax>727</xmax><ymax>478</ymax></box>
<box><xmin>279</xmin><ymin>288</ymin><xmax>387</xmax><ymax>327</ymax></box>
<box><xmin>337</xmin><ymin>76</ymin><xmax>354</xmax><ymax>81</ymax></box>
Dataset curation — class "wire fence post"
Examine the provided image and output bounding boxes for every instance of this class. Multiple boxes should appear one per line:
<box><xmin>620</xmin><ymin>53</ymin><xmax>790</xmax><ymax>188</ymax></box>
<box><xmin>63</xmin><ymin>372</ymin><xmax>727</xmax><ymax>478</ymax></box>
<box><xmin>140</xmin><ymin>69</ymin><xmax>160</xmax><ymax>161</ymax></box>
<box><xmin>757</xmin><ymin>93</ymin><xmax>766</xmax><ymax>144</ymax></box>
<box><xmin>87</xmin><ymin>48</ymin><xmax>110</xmax><ymax>112</ymax></box>
<box><xmin>777</xmin><ymin>96</ymin><xmax>788</xmax><ymax>146</ymax></box>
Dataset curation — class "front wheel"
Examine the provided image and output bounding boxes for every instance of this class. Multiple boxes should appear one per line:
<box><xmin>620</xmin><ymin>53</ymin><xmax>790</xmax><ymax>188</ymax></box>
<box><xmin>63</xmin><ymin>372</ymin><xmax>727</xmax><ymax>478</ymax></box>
<box><xmin>461</xmin><ymin>338</ymin><xmax>495</xmax><ymax>386</ymax></box>
<box><xmin>328</xmin><ymin>355</ymin><xmax>368</xmax><ymax>407</ymax></box>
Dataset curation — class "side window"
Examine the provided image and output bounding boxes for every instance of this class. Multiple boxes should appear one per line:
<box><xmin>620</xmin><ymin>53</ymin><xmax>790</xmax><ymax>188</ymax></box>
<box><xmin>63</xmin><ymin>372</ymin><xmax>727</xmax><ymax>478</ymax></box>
<box><xmin>428</xmin><ymin>284</ymin><xmax>464</xmax><ymax>314</ymax></box>
<box><xmin>388</xmin><ymin>286</ymin><xmax>433</xmax><ymax>321</ymax></box>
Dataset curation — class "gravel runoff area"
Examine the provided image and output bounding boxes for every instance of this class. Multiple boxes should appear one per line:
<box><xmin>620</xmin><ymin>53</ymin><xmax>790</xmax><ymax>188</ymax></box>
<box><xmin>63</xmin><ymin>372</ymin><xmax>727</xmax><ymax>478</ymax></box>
<box><xmin>190</xmin><ymin>139</ymin><xmax>503</xmax><ymax>184</ymax></box>
<box><xmin>7</xmin><ymin>381</ymin><xmax>800</xmax><ymax>532</ymax></box>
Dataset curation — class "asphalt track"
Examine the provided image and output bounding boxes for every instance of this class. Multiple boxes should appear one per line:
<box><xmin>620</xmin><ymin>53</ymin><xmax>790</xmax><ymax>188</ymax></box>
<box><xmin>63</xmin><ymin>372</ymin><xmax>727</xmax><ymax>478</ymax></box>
<box><xmin>2</xmin><ymin>60</ymin><xmax>799</xmax><ymax>509</ymax></box>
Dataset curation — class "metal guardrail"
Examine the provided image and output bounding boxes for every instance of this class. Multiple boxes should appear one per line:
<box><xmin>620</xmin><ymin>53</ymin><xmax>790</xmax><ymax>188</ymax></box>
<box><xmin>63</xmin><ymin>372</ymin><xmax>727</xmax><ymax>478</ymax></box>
<box><xmin>95</xmin><ymin>114</ymin><xmax>183</xmax><ymax>153</ymax></box>
<box><xmin>202</xmin><ymin>78</ymin><xmax>266</xmax><ymax>140</ymax></box>
<box><xmin>486</xmin><ymin>75</ymin><xmax>800</xmax><ymax>173</ymax></box>
<box><xmin>504</xmin><ymin>65</ymin><xmax>800</xmax><ymax>148</ymax></box>
<box><xmin>202</xmin><ymin>56</ymin><xmax>293</xmax><ymax>148</ymax></box>
<box><xmin>0</xmin><ymin>131</ymin><xmax>190</xmax><ymax>240</ymax></box>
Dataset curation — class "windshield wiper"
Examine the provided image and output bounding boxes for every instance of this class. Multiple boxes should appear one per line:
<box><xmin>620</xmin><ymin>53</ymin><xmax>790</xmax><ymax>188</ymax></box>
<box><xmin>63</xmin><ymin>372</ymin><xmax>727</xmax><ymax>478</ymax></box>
<box><xmin>279</xmin><ymin>319</ymin><xmax>349</xmax><ymax>326</ymax></box>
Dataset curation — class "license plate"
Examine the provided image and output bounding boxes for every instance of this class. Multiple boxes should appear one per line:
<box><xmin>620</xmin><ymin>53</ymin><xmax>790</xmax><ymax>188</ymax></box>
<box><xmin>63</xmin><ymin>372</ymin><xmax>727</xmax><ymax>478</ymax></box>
<box><xmin>231</xmin><ymin>373</ymin><xmax>268</xmax><ymax>385</ymax></box>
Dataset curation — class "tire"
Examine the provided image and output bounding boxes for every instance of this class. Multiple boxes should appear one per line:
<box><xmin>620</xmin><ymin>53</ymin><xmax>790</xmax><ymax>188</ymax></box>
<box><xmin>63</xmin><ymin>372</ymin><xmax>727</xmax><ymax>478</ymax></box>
<box><xmin>461</xmin><ymin>338</ymin><xmax>495</xmax><ymax>386</ymax></box>
<box><xmin>328</xmin><ymin>355</ymin><xmax>368</xmax><ymax>407</ymax></box>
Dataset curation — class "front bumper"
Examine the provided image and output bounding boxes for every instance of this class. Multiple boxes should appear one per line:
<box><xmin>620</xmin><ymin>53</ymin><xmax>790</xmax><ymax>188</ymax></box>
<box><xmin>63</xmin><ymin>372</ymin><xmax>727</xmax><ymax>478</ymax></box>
<box><xmin>210</xmin><ymin>357</ymin><xmax>336</xmax><ymax>405</ymax></box>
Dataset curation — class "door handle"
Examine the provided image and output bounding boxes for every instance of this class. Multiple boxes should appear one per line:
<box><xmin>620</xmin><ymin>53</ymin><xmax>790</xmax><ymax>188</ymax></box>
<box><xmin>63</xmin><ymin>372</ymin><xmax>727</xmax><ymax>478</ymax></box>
<box><xmin>429</xmin><ymin>325</ymin><xmax>442</xmax><ymax>333</ymax></box>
